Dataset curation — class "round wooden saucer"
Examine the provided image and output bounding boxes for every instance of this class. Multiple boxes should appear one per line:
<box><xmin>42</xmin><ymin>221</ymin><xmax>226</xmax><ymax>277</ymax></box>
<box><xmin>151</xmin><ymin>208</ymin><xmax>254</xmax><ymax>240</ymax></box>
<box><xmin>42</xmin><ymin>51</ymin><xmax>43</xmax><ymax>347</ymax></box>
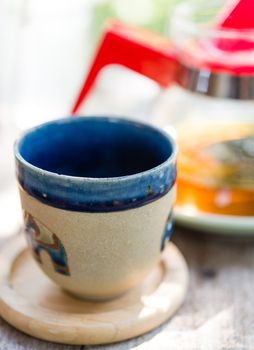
<box><xmin>0</xmin><ymin>234</ymin><xmax>188</xmax><ymax>345</ymax></box>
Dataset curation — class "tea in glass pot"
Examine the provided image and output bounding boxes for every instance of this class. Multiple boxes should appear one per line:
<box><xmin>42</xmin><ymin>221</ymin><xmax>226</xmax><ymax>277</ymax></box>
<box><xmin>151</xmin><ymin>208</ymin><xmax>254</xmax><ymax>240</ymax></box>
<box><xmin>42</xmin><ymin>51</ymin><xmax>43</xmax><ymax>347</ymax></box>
<box><xmin>72</xmin><ymin>0</ymin><xmax>254</xmax><ymax>218</ymax></box>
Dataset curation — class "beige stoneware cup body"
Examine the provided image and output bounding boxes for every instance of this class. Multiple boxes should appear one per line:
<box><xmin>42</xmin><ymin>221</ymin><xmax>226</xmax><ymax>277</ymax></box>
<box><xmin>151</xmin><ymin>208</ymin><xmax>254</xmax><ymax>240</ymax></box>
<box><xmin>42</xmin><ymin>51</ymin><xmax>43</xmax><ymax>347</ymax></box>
<box><xmin>15</xmin><ymin>117</ymin><xmax>177</xmax><ymax>300</ymax></box>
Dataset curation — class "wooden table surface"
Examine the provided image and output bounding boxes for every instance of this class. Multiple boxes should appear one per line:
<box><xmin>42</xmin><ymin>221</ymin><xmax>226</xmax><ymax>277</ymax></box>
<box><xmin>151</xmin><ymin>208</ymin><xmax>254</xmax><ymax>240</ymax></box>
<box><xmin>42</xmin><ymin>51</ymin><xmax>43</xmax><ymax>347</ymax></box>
<box><xmin>0</xmin><ymin>226</ymin><xmax>253</xmax><ymax>350</ymax></box>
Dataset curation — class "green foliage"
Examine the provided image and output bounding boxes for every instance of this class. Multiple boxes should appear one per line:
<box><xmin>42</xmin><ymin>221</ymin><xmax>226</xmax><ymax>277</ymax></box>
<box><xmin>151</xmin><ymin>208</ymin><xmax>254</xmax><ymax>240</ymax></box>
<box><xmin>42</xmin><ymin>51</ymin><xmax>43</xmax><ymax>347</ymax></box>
<box><xmin>90</xmin><ymin>0</ymin><xmax>184</xmax><ymax>47</ymax></box>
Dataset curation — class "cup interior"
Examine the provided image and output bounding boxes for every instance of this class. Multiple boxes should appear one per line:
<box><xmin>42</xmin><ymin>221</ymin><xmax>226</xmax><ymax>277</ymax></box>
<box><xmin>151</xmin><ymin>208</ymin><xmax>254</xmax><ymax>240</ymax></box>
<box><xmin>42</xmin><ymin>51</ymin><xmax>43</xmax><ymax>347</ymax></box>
<box><xmin>18</xmin><ymin>117</ymin><xmax>173</xmax><ymax>178</ymax></box>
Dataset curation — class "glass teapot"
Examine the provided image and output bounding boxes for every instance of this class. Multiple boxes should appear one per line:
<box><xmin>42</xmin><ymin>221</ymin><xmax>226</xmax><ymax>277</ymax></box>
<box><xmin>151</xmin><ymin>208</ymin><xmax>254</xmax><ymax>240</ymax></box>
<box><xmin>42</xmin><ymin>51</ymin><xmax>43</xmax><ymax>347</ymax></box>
<box><xmin>72</xmin><ymin>0</ymin><xmax>254</xmax><ymax>217</ymax></box>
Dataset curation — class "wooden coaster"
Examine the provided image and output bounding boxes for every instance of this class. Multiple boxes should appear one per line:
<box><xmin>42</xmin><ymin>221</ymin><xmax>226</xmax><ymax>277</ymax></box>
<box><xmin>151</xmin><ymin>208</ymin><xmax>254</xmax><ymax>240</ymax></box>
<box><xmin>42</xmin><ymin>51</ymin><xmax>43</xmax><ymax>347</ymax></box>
<box><xmin>0</xmin><ymin>234</ymin><xmax>188</xmax><ymax>345</ymax></box>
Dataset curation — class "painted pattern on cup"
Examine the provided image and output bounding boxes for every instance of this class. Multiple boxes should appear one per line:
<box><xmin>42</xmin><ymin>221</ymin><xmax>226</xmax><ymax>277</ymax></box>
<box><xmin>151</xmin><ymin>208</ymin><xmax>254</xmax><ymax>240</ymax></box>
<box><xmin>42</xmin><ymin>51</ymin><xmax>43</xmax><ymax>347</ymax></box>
<box><xmin>24</xmin><ymin>211</ymin><xmax>70</xmax><ymax>276</ymax></box>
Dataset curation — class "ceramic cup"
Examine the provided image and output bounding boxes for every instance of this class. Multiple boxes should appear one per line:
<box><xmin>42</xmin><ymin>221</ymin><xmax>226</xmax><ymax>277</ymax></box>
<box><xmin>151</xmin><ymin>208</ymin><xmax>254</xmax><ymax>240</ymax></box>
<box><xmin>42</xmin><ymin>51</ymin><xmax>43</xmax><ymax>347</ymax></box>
<box><xmin>15</xmin><ymin>116</ymin><xmax>177</xmax><ymax>300</ymax></box>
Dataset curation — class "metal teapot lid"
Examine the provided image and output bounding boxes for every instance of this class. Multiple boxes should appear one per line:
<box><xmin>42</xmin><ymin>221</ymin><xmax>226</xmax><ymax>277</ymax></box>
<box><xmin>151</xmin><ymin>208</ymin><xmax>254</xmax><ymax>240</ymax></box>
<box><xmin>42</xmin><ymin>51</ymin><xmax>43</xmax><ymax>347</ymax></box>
<box><xmin>178</xmin><ymin>64</ymin><xmax>254</xmax><ymax>100</ymax></box>
<box><xmin>172</xmin><ymin>0</ymin><xmax>254</xmax><ymax>100</ymax></box>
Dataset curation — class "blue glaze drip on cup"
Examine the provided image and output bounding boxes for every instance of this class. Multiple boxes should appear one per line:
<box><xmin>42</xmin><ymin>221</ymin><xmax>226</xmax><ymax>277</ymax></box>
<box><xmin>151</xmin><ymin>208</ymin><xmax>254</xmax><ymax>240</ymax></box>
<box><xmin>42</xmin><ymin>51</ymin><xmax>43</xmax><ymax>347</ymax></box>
<box><xmin>15</xmin><ymin>117</ymin><xmax>177</xmax><ymax>212</ymax></box>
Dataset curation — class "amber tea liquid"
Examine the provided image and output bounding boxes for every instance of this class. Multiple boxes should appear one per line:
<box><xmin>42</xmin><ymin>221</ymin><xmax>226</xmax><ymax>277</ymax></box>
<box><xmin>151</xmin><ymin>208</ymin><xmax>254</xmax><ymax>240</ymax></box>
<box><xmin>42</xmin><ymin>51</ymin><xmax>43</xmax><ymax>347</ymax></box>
<box><xmin>176</xmin><ymin>121</ymin><xmax>254</xmax><ymax>216</ymax></box>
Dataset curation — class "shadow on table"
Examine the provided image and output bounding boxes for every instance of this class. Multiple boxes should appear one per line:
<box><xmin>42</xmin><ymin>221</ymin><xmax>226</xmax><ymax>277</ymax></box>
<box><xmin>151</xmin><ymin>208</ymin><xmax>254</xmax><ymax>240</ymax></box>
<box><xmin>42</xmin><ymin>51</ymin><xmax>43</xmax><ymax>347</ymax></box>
<box><xmin>173</xmin><ymin>225</ymin><xmax>254</xmax><ymax>271</ymax></box>
<box><xmin>170</xmin><ymin>226</ymin><xmax>254</xmax><ymax>335</ymax></box>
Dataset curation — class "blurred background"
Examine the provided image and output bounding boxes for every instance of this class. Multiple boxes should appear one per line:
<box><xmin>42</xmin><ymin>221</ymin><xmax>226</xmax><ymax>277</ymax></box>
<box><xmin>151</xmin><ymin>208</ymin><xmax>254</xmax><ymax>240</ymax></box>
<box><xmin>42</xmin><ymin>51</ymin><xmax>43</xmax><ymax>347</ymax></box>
<box><xmin>1</xmin><ymin>0</ymin><xmax>254</xmax><ymax>238</ymax></box>
<box><xmin>0</xmin><ymin>0</ymin><xmax>183</xmax><ymax>237</ymax></box>
<box><xmin>1</xmin><ymin>0</ymin><xmax>183</xmax><ymax>130</ymax></box>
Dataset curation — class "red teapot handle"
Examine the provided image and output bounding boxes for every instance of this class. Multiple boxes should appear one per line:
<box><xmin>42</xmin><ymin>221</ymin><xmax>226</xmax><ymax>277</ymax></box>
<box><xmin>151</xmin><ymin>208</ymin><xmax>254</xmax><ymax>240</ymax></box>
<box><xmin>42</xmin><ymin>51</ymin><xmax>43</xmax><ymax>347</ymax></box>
<box><xmin>71</xmin><ymin>20</ymin><xmax>179</xmax><ymax>114</ymax></box>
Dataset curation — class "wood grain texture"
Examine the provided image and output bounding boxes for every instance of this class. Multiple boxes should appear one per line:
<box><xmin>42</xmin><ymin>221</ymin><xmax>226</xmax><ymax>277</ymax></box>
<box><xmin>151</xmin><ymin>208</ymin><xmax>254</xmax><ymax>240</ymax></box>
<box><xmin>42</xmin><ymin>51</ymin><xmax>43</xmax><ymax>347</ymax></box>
<box><xmin>0</xmin><ymin>234</ymin><xmax>188</xmax><ymax>346</ymax></box>
<box><xmin>0</xmin><ymin>226</ymin><xmax>254</xmax><ymax>350</ymax></box>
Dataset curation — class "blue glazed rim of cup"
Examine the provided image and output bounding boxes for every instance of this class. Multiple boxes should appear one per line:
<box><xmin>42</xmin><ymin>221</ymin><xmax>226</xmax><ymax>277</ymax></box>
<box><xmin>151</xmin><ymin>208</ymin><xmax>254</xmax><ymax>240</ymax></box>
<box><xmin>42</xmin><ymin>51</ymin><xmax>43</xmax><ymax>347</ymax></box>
<box><xmin>15</xmin><ymin>116</ymin><xmax>177</xmax><ymax>212</ymax></box>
